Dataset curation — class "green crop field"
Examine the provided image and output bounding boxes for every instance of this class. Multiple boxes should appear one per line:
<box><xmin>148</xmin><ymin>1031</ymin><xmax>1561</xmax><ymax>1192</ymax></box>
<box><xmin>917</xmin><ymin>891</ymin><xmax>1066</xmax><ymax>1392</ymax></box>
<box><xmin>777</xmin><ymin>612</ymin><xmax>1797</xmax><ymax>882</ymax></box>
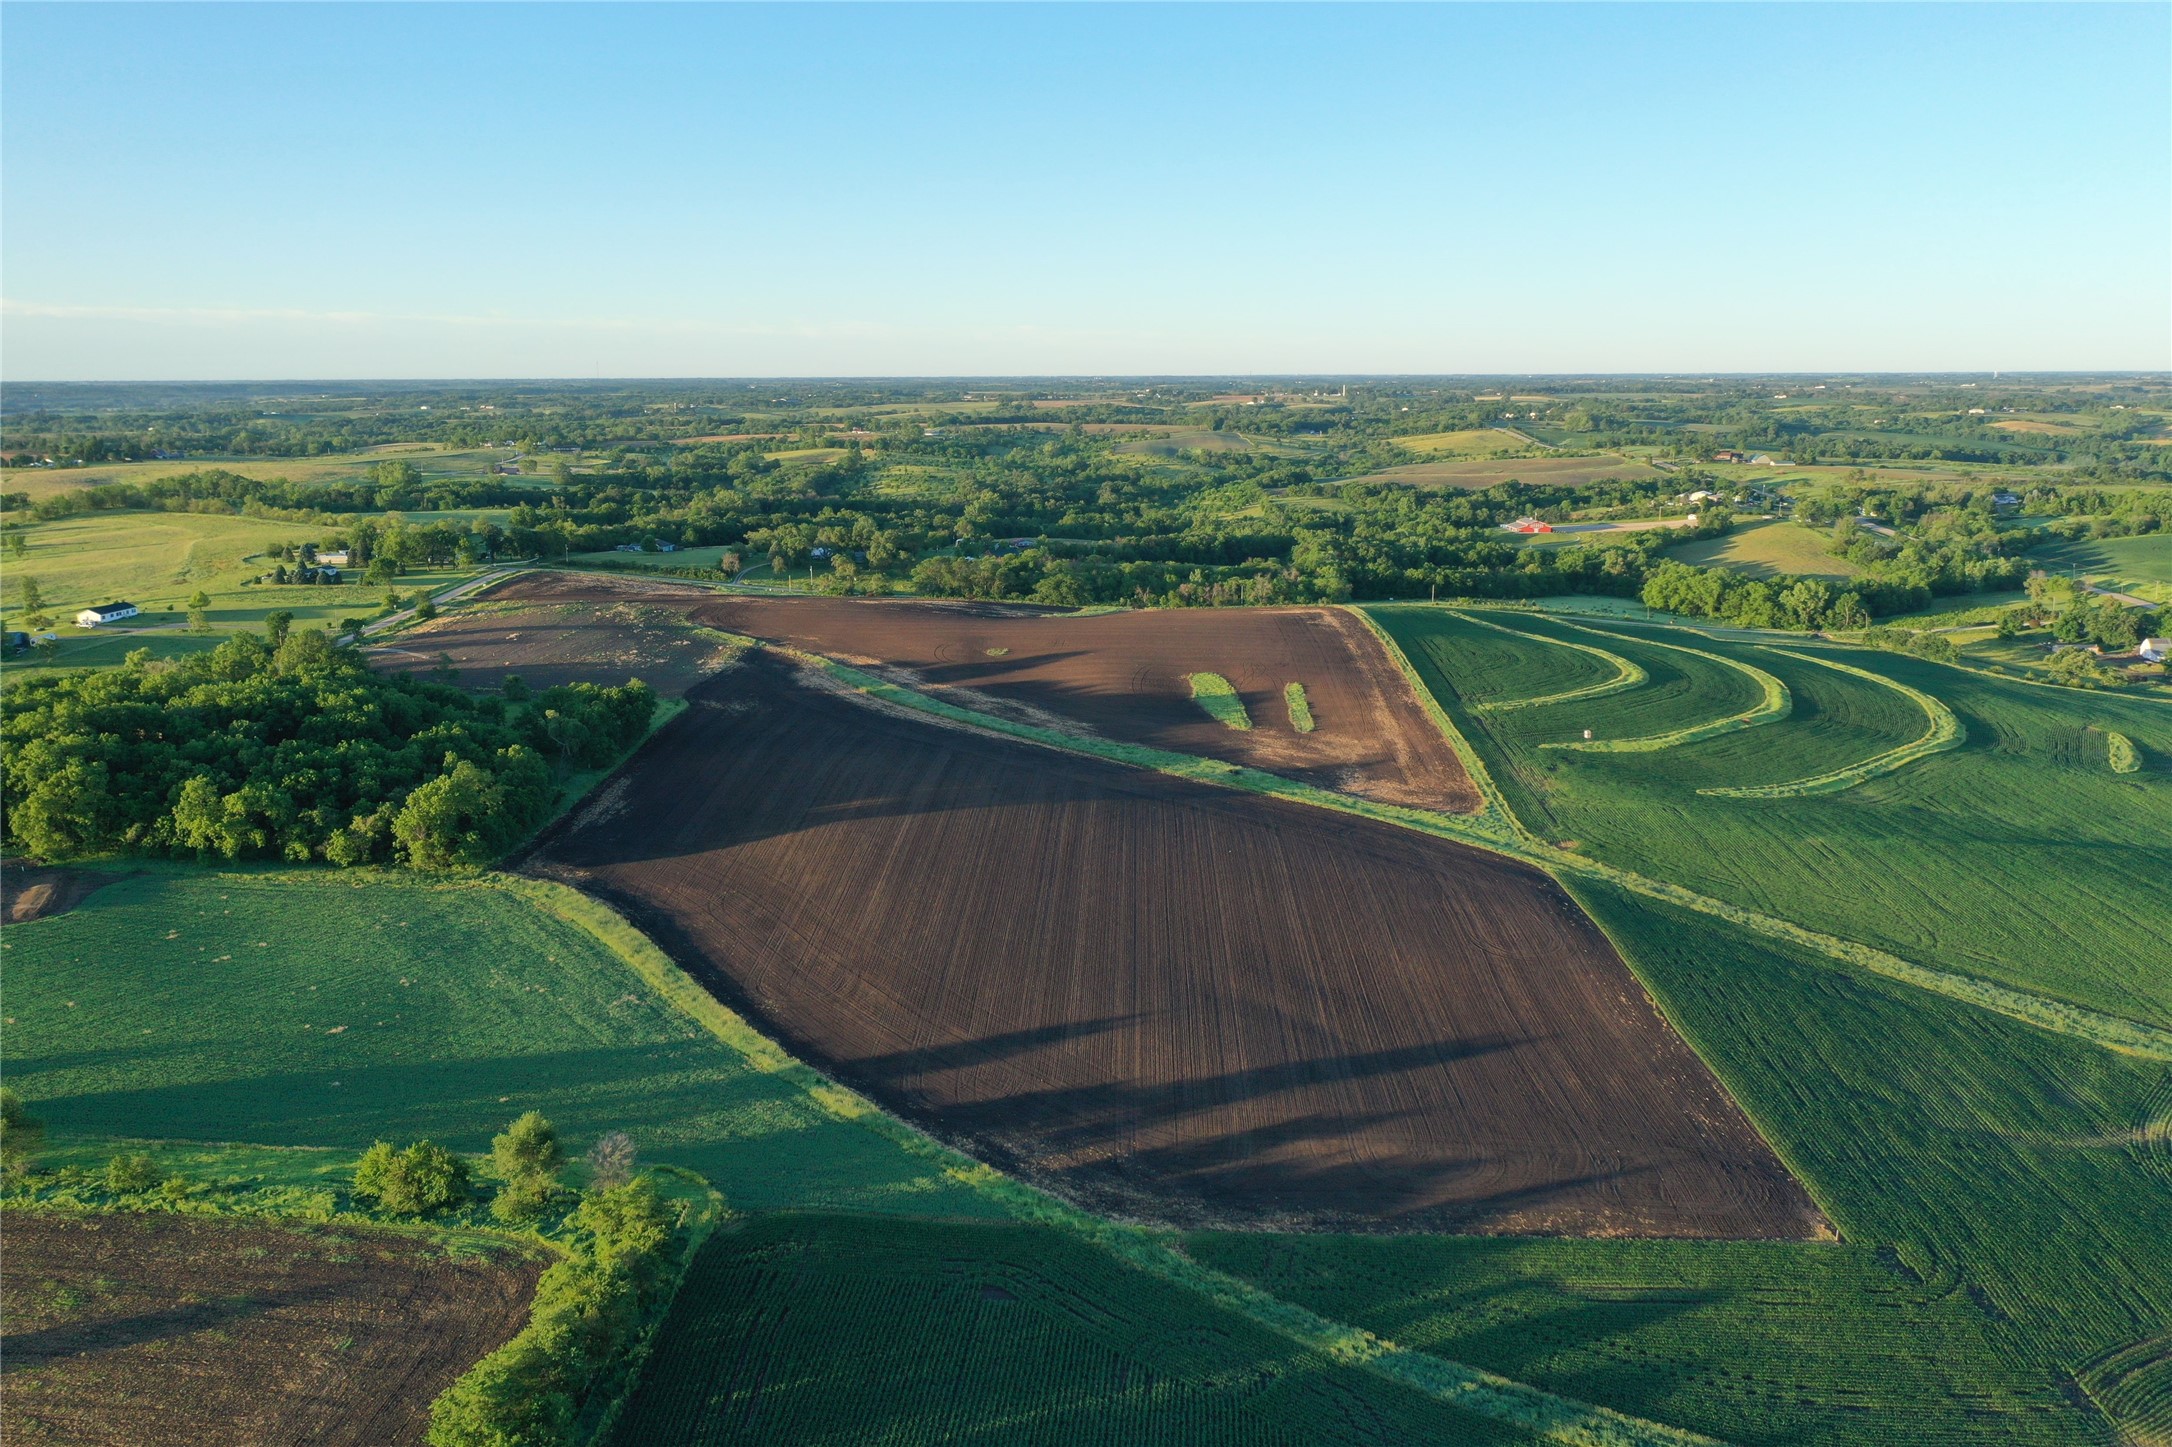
<box><xmin>610</xmin><ymin>1213</ymin><xmax>1536</xmax><ymax>1447</ymax></box>
<box><xmin>1370</xmin><ymin>605</ymin><xmax>2172</xmax><ymax>1026</ymax></box>
<box><xmin>1668</xmin><ymin>518</ymin><xmax>1864</xmax><ymax>580</ymax></box>
<box><xmin>1</xmin><ymin>870</ymin><xmax>998</xmax><ymax>1217</ymax></box>
<box><xmin>1198</xmin><ymin>879</ymin><xmax>2172</xmax><ymax>1447</ymax></box>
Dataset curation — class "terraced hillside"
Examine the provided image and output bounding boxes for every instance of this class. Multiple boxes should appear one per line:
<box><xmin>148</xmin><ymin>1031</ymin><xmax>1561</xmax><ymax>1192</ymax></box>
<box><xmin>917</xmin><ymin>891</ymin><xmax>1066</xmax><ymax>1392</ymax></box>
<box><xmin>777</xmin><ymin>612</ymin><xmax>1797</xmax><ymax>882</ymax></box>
<box><xmin>1372</xmin><ymin>606</ymin><xmax>2172</xmax><ymax>1027</ymax></box>
<box><xmin>524</xmin><ymin>651</ymin><xmax>1817</xmax><ymax>1237</ymax></box>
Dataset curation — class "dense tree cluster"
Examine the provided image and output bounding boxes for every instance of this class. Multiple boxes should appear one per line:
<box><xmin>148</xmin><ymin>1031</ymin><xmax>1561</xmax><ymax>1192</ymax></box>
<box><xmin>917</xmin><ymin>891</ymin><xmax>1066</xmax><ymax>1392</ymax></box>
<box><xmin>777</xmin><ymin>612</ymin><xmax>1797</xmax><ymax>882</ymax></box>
<box><xmin>0</xmin><ymin>633</ymin><xmax>653</xmax><ymax>868</ymax></box>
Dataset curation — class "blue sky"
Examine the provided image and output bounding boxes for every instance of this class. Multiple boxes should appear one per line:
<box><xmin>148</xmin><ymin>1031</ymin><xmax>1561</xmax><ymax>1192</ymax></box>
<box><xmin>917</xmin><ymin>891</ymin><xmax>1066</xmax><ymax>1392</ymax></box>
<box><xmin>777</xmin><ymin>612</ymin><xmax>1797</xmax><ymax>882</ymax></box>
<box><xmin>3</xmin><ymin>2</ymin><xmax>2165</xmax><ymax>379</ymax></box>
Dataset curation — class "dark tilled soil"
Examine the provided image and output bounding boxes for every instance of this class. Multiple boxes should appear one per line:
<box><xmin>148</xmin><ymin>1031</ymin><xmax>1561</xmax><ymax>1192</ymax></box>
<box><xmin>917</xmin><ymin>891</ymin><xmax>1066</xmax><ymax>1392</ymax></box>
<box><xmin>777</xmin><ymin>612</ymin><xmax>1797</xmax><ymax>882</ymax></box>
<box><xmin>686</xmin><ymin>592</ymin><xmax>1481</xmax><ymax>813</ymax></box>
<box><xmin>525</xmin><ymin>653</ymin><xmax>1820</xmax><ymax>1238</ymax></box>
<box><xmin>0</xmin><ymin>1212</ymin><xmax>543</xmax><ymax>1447</ymax></box>
<box><xmin>366</xmin><ymin>572</ymin><xmax>734</xmax><ymax>697</ymax></box>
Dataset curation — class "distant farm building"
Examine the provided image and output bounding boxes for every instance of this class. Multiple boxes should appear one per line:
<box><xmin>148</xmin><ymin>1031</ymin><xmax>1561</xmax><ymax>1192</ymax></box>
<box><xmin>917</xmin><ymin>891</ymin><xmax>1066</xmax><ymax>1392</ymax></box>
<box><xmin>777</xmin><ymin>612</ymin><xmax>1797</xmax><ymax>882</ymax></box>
<box><xmin>317</xmin><ymin>549</ymin><xmax>352</xmax><ymax>567</ymax></box>
<box><xmin>1992</xmin><ymin>492</ymin><xmax>2022</xmax><ymax>509</ymax></box>
<box><xmin>2141</xmin><ymin>638</ymin><xmax>2172</xmax><ymax>663</ymax></box>
<box><xmin>1502</xmin><ymin>517</ymin><xmax>1554</xmax><ymax>535</ymax></box>
<box><xmin>1712</xmin><ymin>450</ymin><xmax>1747</xmax><ymax>463</ymax></box>
<box><xmin>74</xmin><ymin>601</ymin><xmax>139</xmax><ymax>627</ymax></box>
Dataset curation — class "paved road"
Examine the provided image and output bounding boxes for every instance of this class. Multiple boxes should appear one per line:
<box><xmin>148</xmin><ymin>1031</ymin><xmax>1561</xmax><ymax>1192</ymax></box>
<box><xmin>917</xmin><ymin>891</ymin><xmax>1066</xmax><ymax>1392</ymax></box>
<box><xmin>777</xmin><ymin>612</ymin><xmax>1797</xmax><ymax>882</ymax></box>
<box><xmin>2077</xmin><ymin>579</ymin><xmax>2155</xmax><ymax>608</ymax></box>
<box><xmin>339</xmin><ymin>565</ymin><xmax>528</xmax><ymax>645</ymax></box>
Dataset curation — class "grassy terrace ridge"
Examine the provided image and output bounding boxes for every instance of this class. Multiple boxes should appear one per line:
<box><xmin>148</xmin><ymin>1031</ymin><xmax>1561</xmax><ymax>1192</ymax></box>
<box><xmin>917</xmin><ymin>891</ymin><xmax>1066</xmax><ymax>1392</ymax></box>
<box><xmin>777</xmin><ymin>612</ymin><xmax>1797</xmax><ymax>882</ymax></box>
<box><xmin>1285</xmin><ymin>680</ymin><xmax>1316</xmax><ymax>732</ymax></box>
<box><xmin>1466</xmin><ymin>612</ymin><xmax>1796</xmax><ymax>753</ymax></box>
<box><xmin>1185</xmin><ymin>670</ymin><xmax>1253</xmax><ymax>729</ymax></box>
<box><xmin>1456</xmin><ymin>609</ymin><xmax>1651</xmax><ymax>712</ymax></box>
<box><xmin>1697</xmin><ymin>647</ymin><xmax>1962</xmax><ymax>797</ymax></box>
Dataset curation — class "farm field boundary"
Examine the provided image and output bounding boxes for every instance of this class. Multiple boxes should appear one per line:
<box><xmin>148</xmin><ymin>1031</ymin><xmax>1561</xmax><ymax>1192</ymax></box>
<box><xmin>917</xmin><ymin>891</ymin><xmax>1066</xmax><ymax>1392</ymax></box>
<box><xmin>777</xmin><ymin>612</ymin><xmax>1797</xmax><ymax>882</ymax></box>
<box><xmin>1697</xmin><ymin>649</ymin><xmax>1962</xmax><ymax>798</ymax></box>
<box><xmin>1343</xmin><ymin>608</ymin><xmax>2172</xmax><ymax>1061</ymax></box>
<box><xmin>1455</xmin><ymin>610</ymin><xmax>1649</xmax><ymax>712</ymax></box>
<box><xmin>761</xmin><ymin>622</ymin><xmax>2172</xmax><ymax>1062</ymax></box>
<box><xmin>515</xmin><ymin>870</ymin><xmax>1719</xmax><ymax>1447</ymax></box>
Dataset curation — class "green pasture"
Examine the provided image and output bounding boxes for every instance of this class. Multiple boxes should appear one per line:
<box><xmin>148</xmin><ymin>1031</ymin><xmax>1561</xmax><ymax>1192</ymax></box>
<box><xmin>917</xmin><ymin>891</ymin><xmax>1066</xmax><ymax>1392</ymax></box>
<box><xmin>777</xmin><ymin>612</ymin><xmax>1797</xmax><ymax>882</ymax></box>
<box><xmin>1370</xmin><ymin>606</ymin><xmax>2172</xmax><ymax>1027</ymax></box>
<box><xmin>611</xmin><ymin>1213</ymin><xmax>1535</xmax><ymax>1447</ymax></box>
<box><xmin>1</xmin><ymin>869</ymin><xmax>998</xmax><ymax>1218</ymax></box>
<box><xmin>0</xmin><ymin>508</ymin><xmax>488</xmax><ymax>646</ymax></box>
<box><xmin>1667</xmin><ymin>518</ymin><xmax>1863</xmax><ymax>580</ymax></box>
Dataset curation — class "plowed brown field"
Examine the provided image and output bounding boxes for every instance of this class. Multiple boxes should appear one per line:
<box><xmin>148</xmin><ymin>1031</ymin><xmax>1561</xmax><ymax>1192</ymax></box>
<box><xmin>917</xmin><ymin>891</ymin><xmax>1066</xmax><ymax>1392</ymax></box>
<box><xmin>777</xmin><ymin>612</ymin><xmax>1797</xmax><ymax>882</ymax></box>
<box><xmin>525</xmin><ymin>653</ymin><xmax>1818</xmax><ymax>1238</ymax></box>
<box><xmin>685</xmin><ymin>592</ymin><xmax>1480</xmax><ymax>812</ymax></box>
<box><xmin>366</xmin><ymin>572</ymin><xmax>733</xmax><ymax>697</ymax></box>
<box><xmin>0</xmin><ymin>1212</ymin><xmax>541</xmax><ymax>1447</ymax></box>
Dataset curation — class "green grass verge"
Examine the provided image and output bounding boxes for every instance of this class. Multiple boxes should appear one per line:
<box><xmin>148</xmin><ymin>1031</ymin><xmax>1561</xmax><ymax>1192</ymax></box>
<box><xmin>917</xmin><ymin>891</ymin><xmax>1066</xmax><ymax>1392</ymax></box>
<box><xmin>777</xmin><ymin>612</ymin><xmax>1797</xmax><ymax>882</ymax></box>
<box><xmin>1186</xmin><ymin>671</ymin><xmax>1252</xmax><ymax>729</ymax></box>
<box><xmin>1697</xmin><ymin>648</ymin><xmax>1962</xmax><ymax>797</ymax></box>
<box><xmin>1285</xmin><ymin>680</ymin><xmax>1316</xmax><ymax>732</ymax></box>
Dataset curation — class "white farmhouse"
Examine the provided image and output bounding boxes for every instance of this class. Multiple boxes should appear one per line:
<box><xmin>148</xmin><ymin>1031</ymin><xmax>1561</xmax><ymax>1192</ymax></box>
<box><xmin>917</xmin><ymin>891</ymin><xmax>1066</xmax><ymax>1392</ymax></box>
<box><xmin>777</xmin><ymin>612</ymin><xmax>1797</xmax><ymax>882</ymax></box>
<box><xmin>74</xmin><ymin>601</ymin><xmax>140</xmax><ymax>628</ymax></box>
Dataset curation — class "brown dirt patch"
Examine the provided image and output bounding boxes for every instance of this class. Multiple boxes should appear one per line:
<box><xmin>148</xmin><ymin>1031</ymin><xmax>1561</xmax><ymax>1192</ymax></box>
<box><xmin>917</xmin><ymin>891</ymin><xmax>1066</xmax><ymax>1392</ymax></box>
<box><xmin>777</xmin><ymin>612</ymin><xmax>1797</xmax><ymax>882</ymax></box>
<box><xmin>2</xmin><ymin>866</ymin><xmax>125</xmax><ymax>923</ymax></box>
<box><xmin>685</xmin><ymin>593</ymin><xmax>1481</xmax><ymax>814</ymax></box>
<box><xmin>0</xmin><ymin>1211</ymin><xmax>542</xmax><ymax>1446</ymax></box>
<box><xmin>366</xmin><ymin>572</ymin><xmax>738</xmax><ymax>698</ymax></box>
<box><xmin>523</xmin><ymin>654</ymin><xmax>1819</xmax><ymax>1238</ymax></box>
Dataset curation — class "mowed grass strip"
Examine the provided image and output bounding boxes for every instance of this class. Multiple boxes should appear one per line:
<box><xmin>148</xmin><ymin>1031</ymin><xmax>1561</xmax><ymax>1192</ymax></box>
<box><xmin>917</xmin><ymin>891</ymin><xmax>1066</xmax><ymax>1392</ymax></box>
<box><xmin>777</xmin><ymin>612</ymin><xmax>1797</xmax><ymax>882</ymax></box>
<box><xmin>1186</xmin><ymin>671</ymin><xmax>1252</xmax><ymax>729</ymax></box>
<box><xmin>1536</xmin><ymin>620</ymin><xmax>1792</xmax><ymax>753</ymax></box>
<box><xmin>1285</xmin><ymin>681</ymin><xmax>1316</xmax><ymax>732</ymax></box>
<box><xmin>1698</xmin><ymin>649</ymin><xmax>1962</xmax><ymax>798</ymax></box>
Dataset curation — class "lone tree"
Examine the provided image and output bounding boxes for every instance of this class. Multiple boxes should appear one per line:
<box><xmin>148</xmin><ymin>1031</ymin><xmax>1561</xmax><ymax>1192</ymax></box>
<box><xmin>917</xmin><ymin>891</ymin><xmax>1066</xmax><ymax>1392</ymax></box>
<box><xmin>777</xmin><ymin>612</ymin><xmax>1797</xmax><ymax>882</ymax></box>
<box><xmin>489</xmin><ymin>1111</ymin><xmax>565</xmax><ymax>1223</ymax></box>
<box><xmin>187</xmin><ymin>590</ymin><xmax>212</xmax><ymax>635</ymax></box>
